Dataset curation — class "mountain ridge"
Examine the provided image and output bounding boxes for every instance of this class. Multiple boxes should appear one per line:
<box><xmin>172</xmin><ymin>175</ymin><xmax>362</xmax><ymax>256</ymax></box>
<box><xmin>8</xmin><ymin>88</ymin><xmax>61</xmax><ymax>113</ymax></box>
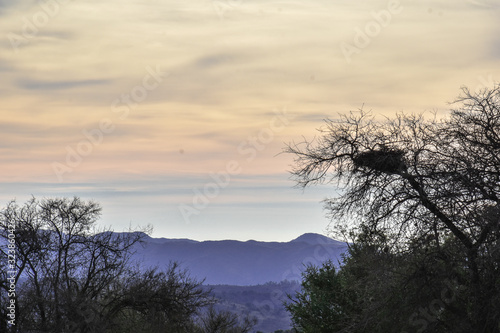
<box><xmin>131</xmin><ymin>232</ymin><xmax>348</xmax><ymax>286</ymax></box>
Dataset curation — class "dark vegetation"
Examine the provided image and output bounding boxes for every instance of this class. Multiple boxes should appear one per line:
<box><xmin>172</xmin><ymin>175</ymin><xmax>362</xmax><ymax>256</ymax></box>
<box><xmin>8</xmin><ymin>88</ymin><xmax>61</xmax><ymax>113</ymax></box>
<box><xmin>285</xmin><ymin>85</ymin><xmax>500</xmax><ymax>332</ymax></box>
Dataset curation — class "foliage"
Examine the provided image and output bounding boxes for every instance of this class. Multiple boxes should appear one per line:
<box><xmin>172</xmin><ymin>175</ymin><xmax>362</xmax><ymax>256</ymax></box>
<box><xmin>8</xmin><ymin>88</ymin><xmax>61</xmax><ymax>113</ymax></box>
<box><xmin>285</xmin><ymin>261</ymin><xmax>359</xmax><ymax>333</ymax></box>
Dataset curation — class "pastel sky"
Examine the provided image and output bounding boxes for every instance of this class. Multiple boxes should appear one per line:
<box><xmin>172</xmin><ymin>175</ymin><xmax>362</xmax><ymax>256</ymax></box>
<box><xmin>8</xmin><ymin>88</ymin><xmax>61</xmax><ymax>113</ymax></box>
<box><xmin>1</xmin><ymin>0</ymin><xmax>499</xmax><ymax>241</ymax></box>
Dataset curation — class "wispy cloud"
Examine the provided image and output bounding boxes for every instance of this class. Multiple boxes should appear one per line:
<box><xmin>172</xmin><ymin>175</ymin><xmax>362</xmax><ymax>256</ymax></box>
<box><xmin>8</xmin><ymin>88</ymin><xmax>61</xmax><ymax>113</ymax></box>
<box><xmin>17</xmin><ymin>78</ymin><xmax>111</xmax><ymax>91</ymax></box>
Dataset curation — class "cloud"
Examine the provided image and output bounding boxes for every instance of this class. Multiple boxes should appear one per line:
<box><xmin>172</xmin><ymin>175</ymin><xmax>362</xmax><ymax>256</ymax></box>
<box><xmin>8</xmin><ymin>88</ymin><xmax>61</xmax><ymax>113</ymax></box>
<box><xmin>467</xmin><ymin>0</ymin><xmax>500</xmax><ymax>9</ymax></box>
<box><xmin>0</xmin><ymin>173</ymin><xmax>332</xmax><ymax>241</ymax></box>
<box><xmin>0</xmin><ymin>0</ymin><xmax>37</xmax><ymax>15</ymax></box>
<box><xmin>194</xmin><ymin>54</ymin><xmax>235</xmax><ymax>70</ymax></box>
<box><xmin>36</xmin><ymin>30</ymin><xmax>75</xmax><ymax>40</ymax></box>
<box><xmin>17</xmin><ymin>78</ymin><xmax>111</xmax><ymax>91</ymax></box>
<box><xmin>0</xmin><ymin>59</ymin><xmax>14</xmax><ymax>72</ymax></box>
<box><xmin>0</xmin><ymin>0</ymin><xmax>21</xmax><ymax>10</ymax></box>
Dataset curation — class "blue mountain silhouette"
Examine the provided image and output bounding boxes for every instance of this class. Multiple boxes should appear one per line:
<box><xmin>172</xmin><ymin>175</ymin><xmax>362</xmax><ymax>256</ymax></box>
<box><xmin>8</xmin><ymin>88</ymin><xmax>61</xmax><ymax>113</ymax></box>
<box><xmin>131</xmin><ymin>233</ymin><xmax>348</xmax><ymax>285</ymax></box>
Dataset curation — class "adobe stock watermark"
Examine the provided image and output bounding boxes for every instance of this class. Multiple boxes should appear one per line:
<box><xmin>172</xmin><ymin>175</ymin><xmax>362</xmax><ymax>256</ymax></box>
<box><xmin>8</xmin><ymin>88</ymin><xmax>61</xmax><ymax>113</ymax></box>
<box><xmin>51</xmin><ymin>65</ymin><xmax>168</xmax><ymax>182</ymax></box>
<box><xmin>7</xmin><ymin>0</ymin><xmax>74</xmax><ymax>53</ymax></box>
<box><xmin>340</xmin><ymin>0</ymin><xmax>403</xmax><ymax>64</ymax></box>
<box><xmin>6</xmin><ymin>220</ymin><xmax>17</xmax><ymax>327</ymax></box>
<box><xmin>178</xmin><ymin>107</ymin><xmax>295</xmax><ymax>224</ymax></box>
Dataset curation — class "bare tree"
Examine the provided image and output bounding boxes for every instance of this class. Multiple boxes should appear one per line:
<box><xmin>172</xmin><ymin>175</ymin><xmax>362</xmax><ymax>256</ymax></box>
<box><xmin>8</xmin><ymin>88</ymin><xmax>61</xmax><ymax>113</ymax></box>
<box><xmin>102</xmin><ymin>263</ymin><xmax>212</xmax><ymax>333</ymax></box>
<box><xmin>0</xmin><ymin>197</ymin><xmax>146</xmax><ymax>333</ymax></box>
<box><xmin>197</xmin><ymin>305</ymin><xmax>257</xmax><ymax>333</ymax></box>
<box><xmin>285</xmin><ymin>84</ymin><xmax>500</xmax><ymax>331</ymax></box>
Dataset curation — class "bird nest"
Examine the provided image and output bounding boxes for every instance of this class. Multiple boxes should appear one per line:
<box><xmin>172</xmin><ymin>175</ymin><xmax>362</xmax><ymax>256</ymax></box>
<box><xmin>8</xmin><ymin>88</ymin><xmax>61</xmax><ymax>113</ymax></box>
<box><xmin>352</xmin><ymin>148</ymin><xmax>405</xmax><ymax>174</ymax></box>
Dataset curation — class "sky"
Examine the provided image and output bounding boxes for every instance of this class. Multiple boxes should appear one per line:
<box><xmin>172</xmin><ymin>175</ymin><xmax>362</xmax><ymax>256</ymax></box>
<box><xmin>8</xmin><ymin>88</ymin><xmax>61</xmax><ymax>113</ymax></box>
<box><xmin>1</xmin><ymin>0</ymin><xmax>499</xmax><ymax>242</ymax></box>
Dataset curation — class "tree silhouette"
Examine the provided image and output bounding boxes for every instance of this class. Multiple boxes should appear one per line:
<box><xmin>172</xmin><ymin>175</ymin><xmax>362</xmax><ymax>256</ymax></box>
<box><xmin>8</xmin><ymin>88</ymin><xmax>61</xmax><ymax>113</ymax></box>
<box><xmin>286</xmin><ymin>84</ymin><xmax>500</xmax><ymax>331</ymax></box>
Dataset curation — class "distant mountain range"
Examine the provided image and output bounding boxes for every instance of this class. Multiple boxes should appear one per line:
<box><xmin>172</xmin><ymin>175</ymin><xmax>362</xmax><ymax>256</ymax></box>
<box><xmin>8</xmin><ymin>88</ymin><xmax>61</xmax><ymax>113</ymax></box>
<box><xmin>131</xmin><ymin>233</ymin><xmax>349</xmax><ymax>285</ymax></box>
